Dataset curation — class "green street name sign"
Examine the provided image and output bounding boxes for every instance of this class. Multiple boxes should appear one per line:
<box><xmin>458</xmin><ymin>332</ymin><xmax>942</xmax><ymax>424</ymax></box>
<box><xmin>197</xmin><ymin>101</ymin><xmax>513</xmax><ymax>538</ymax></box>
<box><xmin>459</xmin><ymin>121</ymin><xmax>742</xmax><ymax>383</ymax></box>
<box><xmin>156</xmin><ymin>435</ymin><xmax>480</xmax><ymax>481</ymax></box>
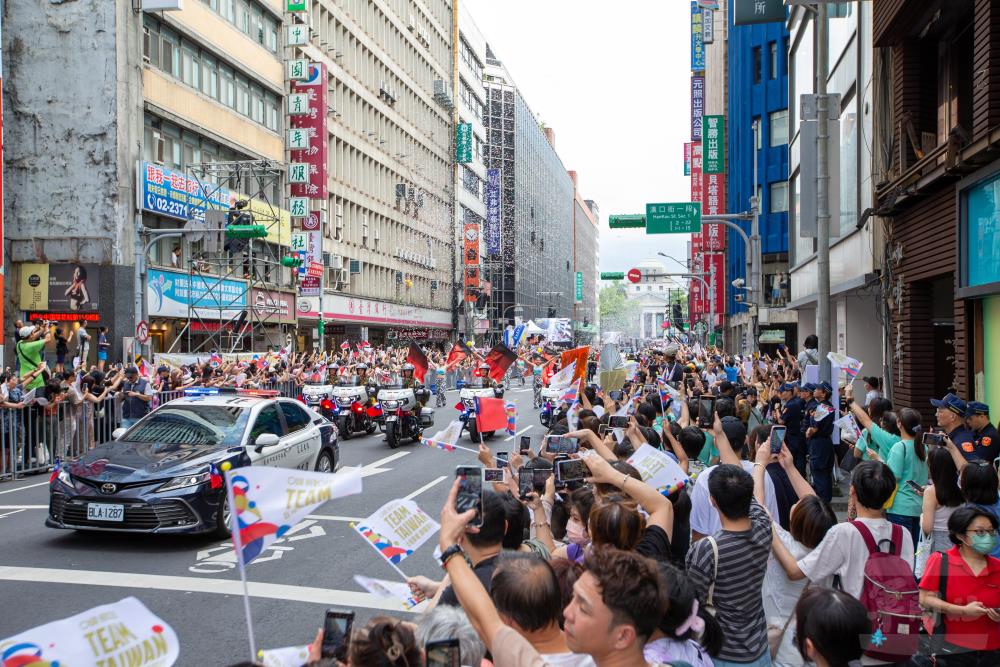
<box><xmin>575</xmin><ymin>271</ymin><xmax>584</xmax><ymax>303</ymax></box>
<box><xmin>287</xmin><ymin>0</ymin><xmax>307</xmax><ymax>11</ymax></box>
<box><xmin>456</xmin><ymin>123</ymin><xmax>472</xmax><ymax>163</ymax></box>
<box><xmin>608</xmin><ymin>214</ymin><xmax>646</xmax><ymax>229</ymax></box>
<box><xmin>645</xmin><ymin>202</ymin><xmax>702</xmax><ymax>234</ymax></box>
<box><xmin>600</xmin><ymin>272</ymin><xmax>625</xmax><ymax>281</ymax></box>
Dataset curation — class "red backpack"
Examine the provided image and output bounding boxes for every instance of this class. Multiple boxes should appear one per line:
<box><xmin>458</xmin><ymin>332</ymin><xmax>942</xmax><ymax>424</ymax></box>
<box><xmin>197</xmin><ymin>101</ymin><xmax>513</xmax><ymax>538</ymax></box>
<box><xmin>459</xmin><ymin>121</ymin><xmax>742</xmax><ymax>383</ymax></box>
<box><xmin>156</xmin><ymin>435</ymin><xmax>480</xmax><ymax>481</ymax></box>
<box><xmin>852</xmin><ymin>521</ymin><xmax>922</xmax><ymax>662</ymax></box>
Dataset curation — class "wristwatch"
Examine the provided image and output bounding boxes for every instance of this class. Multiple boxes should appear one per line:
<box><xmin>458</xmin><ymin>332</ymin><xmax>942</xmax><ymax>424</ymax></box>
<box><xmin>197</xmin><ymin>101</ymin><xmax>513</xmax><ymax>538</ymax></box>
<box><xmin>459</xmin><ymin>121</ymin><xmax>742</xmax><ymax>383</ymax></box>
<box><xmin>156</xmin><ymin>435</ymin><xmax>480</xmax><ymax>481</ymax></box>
<box><xmin>438</xmin><ymin>543</ymin><xmax>464</xmax><ymax>569</ymax></box>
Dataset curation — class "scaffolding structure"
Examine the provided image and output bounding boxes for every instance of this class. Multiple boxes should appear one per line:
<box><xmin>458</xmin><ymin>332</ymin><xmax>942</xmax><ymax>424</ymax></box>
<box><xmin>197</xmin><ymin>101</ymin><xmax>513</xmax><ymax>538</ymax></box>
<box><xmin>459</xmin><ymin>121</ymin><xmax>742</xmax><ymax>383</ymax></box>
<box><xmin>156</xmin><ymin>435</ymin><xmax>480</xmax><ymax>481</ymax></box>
<box><xmin>166</xmin><ymin>160</ymin><xmax>292</xmax><ymax>355</ymax></box>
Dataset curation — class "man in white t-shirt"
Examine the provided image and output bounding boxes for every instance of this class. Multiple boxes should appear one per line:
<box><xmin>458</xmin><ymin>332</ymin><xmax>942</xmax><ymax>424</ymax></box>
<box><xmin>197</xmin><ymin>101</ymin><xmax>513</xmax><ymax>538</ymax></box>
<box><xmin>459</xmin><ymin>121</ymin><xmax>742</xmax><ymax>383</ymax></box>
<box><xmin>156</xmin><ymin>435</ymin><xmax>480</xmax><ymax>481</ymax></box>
<box><xmin>690</xmin><ymin>415</ymin><xmax>780</xmax><ymax>540</ymax></box>
<box><xmin>771</xmin><ymin>459</ymin><xmax>913</xmax><ymax>607</ymax></box>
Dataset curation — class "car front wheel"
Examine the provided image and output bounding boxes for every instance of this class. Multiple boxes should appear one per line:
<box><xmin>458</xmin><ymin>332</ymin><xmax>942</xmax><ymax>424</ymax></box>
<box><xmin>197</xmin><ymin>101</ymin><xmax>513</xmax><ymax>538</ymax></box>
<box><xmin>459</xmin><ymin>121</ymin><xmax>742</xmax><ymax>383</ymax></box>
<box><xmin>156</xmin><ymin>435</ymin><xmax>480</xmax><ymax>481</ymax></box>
<box><xmin>212</xmin><ymin>493</ymin><xmax>231</xmax><ymax>538</ymax></box>
<box><xmin>315</xmin><ymin>449</ymin><xmax>335</xmax><ymax>473</ymax></box>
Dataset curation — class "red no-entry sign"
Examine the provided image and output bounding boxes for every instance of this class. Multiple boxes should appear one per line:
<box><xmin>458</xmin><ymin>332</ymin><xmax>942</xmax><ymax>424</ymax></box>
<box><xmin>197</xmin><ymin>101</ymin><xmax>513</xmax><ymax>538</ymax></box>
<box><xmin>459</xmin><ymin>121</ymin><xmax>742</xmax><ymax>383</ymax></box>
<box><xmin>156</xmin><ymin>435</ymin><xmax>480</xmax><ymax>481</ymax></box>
<box><xmin>627</xmin><ymin>268</ymin><xmax>642</xmax><ymax>284</ymax></box>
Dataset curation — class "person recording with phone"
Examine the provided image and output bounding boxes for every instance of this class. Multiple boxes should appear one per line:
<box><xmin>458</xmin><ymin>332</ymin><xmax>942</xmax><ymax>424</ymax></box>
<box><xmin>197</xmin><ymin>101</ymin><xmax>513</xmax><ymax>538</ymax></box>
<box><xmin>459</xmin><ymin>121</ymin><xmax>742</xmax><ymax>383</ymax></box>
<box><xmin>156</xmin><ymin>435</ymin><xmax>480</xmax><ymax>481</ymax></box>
<box><xmin>408</xmin><ymin>488</ymin><xmax>506</xmax><ymax>612</ymax></box>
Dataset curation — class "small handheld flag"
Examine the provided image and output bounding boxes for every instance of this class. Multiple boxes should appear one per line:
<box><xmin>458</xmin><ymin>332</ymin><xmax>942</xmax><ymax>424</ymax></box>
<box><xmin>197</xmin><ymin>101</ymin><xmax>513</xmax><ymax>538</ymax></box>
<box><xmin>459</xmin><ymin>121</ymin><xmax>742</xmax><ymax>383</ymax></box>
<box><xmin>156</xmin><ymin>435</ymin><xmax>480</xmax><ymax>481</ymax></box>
<box><xmin>505</xmin><ymin>401</ymin><xmax>517</xmax><ymax>436</ymax></box>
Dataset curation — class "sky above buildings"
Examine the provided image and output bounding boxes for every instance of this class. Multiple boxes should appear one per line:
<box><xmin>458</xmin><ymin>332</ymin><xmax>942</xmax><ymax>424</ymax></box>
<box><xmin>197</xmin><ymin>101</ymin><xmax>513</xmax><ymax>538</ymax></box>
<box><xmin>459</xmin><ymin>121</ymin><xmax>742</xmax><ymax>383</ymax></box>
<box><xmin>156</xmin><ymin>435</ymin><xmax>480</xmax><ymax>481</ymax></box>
<box><xmin>463</xmin><ymin>0</ymin><xmax>694</xmax><ymax>277</ymax></box>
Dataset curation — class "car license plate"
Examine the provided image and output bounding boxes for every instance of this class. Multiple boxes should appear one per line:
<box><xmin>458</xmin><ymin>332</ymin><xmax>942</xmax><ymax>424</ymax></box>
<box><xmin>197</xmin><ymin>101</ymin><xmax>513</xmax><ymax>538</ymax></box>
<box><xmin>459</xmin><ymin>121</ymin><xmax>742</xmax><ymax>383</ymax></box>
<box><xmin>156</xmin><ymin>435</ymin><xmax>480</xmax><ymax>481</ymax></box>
<box><xmin>87</xmin><ymin>503</ymin><xmax>124</xmax><ymax>522</ymax></box>
<box><xmin>385</xmin><ymin>416</ymin><xmax>397</xmax><ymax>422</ymax></box>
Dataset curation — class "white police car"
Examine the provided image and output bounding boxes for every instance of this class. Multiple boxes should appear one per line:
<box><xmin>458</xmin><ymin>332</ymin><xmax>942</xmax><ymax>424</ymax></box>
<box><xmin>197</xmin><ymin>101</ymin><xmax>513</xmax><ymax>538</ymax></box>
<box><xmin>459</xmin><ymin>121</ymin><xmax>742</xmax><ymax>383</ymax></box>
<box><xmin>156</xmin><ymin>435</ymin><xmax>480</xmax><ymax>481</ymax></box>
<box><xmin>47</xmin><ymin>388</ymin><xmax>338</xmax><ymax>535</ymax></box>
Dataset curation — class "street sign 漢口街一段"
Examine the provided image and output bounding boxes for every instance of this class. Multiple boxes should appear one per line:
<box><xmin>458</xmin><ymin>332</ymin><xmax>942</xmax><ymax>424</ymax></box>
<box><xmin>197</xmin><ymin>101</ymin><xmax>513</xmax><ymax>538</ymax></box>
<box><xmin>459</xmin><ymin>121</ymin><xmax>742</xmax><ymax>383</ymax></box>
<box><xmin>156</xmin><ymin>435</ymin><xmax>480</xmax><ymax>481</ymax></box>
<box><xmin>645</xmin><ymin>203</ymin><xmax>702</xmax><ymax>234</ymax></box>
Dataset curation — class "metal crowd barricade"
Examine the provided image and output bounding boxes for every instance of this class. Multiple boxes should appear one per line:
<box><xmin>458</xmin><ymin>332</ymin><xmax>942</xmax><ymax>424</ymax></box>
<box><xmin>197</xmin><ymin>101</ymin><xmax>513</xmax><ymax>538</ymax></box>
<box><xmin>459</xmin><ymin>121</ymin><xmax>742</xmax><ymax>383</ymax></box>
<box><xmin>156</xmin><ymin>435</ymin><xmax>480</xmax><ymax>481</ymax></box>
<box><xmin>0</xmin><ymin>379</ymin><xmax>338</xmax><ymax>483</ymax></box>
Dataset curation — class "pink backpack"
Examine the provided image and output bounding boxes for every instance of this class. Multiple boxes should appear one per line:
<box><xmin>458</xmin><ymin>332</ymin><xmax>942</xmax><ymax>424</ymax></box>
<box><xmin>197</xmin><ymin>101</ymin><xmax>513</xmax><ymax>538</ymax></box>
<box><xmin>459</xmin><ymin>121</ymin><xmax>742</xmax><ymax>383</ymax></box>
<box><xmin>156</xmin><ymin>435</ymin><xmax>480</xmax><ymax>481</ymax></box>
<box><xmin>851</xmin><ymin>521</ymin><xmax>921</xmax><ymax>662</ymax></box>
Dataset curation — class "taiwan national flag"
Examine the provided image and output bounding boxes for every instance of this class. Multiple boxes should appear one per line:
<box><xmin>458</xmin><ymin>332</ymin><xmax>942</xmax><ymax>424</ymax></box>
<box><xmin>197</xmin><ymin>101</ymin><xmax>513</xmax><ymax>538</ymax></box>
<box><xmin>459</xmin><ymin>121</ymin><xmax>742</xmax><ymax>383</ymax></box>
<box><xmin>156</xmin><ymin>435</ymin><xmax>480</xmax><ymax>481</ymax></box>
<box><xmin>341</xmin><ymin>340</ymin><xmax>350</xmax><ymax>351</ymax></box>
<box><xmin>475</xmin><ymin>396</ymin><xmax>508</xmax><ymax>432</ymax></box>
<box><xmin>485</xmin><ymin>344</ymin><xmax>517</xmax><ymax>382</ymax></box>
<box><xmin>406</xmin><ymin>342</ymin><xmax>429</xmax><ymax>383</ymax></box>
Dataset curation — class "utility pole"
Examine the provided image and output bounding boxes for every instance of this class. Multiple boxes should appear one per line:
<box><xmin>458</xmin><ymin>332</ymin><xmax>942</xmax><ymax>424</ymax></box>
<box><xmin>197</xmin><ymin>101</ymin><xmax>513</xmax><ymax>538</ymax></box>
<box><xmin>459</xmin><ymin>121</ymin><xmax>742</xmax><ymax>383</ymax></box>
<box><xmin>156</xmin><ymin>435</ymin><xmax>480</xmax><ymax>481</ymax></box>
<box><xmin>816</xmin><ymin>3</ymin><xmax>832</xmax><ymax>382</ymax></box>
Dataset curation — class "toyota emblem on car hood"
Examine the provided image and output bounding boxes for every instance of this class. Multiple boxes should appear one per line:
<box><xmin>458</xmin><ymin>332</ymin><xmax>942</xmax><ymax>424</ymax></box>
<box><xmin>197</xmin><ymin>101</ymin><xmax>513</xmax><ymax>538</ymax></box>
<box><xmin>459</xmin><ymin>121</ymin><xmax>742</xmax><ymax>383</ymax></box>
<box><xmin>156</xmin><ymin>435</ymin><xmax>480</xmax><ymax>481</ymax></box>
<box><xmin>100</xmin><ymin>483</ymin><xmax>117</xmax><ymax>494</ymax></box>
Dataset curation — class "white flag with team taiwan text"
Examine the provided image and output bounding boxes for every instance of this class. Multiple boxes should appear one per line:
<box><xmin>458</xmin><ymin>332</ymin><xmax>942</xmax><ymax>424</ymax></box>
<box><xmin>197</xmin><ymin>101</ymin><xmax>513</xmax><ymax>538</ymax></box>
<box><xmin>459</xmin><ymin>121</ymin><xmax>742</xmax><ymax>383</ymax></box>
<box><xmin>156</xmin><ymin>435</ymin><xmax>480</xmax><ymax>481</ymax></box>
<box><xmin>226</xmin><ymin>466</ymin><xmax>363</xmax><ymax>565</ymax></box>
<box><xmin>0</xmin><ymin>596</ymin><xmax>180</xmax><ymax>667</ymax></box>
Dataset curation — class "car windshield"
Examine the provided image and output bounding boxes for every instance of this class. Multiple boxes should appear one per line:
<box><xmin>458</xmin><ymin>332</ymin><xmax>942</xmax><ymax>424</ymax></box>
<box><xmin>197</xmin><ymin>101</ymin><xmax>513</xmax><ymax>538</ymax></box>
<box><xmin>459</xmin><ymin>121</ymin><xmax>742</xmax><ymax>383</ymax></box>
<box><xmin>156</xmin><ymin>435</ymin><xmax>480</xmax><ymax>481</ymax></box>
<box><xmin>125</xmin><ymin>405</ymin><xmax>250</xmax><ymax>447</ymax></box>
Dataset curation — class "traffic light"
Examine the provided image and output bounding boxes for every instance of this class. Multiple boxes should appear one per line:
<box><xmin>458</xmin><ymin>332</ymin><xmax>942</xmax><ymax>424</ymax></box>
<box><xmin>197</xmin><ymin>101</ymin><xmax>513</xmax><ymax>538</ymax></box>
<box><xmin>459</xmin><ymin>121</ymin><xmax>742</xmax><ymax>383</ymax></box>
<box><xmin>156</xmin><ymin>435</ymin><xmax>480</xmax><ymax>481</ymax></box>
<box><xmin>547</xmin><ymin>306</ymin><xmax>556</xmax><ymax>318</ymax></box>
<box><xmin>672</xmin><ymin>303</ymin><xmax>683</xmax><ymax>324</ymax></box>
<box><xmin>281</xmin><ymin>256</ymin><xmax>303</xmax><ymax>268</ymax></box>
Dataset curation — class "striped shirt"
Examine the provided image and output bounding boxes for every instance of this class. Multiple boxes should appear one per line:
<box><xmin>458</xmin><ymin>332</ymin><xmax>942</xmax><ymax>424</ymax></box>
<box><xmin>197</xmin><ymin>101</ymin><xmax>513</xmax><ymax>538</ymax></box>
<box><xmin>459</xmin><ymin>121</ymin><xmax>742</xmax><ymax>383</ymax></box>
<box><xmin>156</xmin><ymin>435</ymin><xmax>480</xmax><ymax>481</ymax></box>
<box><xmin>685</xmin><ymin>500</ymin><xmax>772</xmax><ymax>662</ymax></box>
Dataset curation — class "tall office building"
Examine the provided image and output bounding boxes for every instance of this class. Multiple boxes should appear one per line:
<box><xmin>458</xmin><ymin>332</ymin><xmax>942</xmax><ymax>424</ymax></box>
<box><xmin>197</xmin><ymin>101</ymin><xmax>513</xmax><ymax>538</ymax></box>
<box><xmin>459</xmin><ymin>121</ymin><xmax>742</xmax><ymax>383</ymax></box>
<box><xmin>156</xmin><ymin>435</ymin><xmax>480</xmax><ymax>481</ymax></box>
<box><xmin>5</xmin><ymin>0</ymin><xmax>294</xmax><ymax>357</ymax></box>
<box><xmin>725</xmin><ymin>5</ymin><xmax>796</xmax><ymax>353</ymax></box>
<box><xmin>294</xmin><ymin>0</ymin><xmax>456</xmax><ymax>347</ymax></box>
<box><xmin>482</xmin><ymin>46</ymin><xmax>575</xmax><ymax>332</ymax></box>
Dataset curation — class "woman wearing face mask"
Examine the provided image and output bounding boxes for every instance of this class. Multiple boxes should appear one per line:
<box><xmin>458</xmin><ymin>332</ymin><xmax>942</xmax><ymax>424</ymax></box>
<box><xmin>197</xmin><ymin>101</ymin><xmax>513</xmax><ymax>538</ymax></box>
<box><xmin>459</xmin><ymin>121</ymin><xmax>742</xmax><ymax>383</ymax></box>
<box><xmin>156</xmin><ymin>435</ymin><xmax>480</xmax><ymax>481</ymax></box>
<box><xmin>918</xmin><ymin>506</ymin><xmax>1000</xmax><ymax>663</ymax></box>
<box><xmin>552</xmin><ymin>486</ymin><xmax>595</xmax><ymax>563</ymax></box>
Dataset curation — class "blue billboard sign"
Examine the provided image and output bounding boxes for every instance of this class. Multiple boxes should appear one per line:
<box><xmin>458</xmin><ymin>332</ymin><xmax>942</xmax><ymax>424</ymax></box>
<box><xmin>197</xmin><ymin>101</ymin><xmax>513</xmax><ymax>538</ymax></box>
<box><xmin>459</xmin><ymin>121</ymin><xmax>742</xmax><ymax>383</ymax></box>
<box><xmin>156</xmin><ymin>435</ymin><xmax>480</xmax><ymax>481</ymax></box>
<box><xmin>691</xmin><ymin>1</ymin><xmax>705</xmax><ymax>72</ymax></box>
<box><xmin>147</xmin><ymin>268</ymin><xmax>247</xmax><ymax>319</ymax></box>
<box><xmin>486</xmin><ymin>168</ymin><xmax>501</xmax><ymax>257</ymax></box>
<box><xmin>137</xmin><ymin>161</ymin><xmax>231</xmax><ymax>222</ymax></box>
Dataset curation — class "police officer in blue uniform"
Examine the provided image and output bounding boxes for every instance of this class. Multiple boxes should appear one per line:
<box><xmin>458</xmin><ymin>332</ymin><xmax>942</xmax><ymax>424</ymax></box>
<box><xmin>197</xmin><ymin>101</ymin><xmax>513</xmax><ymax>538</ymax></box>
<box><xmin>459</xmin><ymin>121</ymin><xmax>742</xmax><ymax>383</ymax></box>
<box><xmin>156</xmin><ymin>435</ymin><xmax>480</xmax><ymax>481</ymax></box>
<box><xmin>931</xmin><ymin>393</ymin><xmax>977</xmax><ymax>460</ymax></box>
<box><xmin>777</xmin><ymin>383</ymin><xmax>806</xmax><ymax>475</ymax></box>
<box><xmin>805</xmin><ymin>381</ymin><xmax>836</xmax><ymax>502</ymax></box>
<box><xmin>967</xmin><ymin>401</ymin><xmax>999</xmax><ymax>463</ymax></box>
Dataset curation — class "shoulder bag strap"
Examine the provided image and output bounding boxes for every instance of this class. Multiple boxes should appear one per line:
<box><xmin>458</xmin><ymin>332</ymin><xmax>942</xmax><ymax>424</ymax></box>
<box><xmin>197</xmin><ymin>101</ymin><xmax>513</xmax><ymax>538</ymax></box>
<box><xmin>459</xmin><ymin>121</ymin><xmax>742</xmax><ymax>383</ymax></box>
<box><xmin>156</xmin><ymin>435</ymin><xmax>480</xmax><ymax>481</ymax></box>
<box><xmin>774</xmin><ymin>582</ymin><xmax>810</xmax><ymax>646</ymax></box>
<box><xmin>705</xmin><ymin>536</ymin><xmax>719</xmax><ymax>608</ymax></box>
<box><xmin>850</xmin><ymin>520</ymin><xmax>879</xmax><ymax>555</ymax></box>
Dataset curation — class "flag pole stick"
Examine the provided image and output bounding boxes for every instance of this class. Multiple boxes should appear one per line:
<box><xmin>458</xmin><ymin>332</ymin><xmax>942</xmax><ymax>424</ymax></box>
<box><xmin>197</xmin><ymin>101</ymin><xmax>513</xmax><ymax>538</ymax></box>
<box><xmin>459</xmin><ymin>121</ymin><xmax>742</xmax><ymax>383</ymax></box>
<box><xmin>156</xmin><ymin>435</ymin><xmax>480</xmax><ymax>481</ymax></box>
<box><xmin>350</xmin><ymin>522</ymin><xmax>410</xmax><ymax>581</ymax></box>
<box><xmin>224</xmin><ymin>470</ymin><xmax>258</xmax><ymax>661</ymax></box>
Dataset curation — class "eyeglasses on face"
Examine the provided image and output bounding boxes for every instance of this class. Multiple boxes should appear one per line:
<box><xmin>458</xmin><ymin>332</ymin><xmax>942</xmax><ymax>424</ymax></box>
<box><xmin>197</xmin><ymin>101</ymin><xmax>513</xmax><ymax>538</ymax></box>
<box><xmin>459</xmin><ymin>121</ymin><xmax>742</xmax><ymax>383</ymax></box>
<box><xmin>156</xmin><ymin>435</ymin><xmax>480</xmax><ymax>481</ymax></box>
<box><xmin>965</xmin><ymin>528</ymin><xmax>998</xmax><ymax>538</ymax></box>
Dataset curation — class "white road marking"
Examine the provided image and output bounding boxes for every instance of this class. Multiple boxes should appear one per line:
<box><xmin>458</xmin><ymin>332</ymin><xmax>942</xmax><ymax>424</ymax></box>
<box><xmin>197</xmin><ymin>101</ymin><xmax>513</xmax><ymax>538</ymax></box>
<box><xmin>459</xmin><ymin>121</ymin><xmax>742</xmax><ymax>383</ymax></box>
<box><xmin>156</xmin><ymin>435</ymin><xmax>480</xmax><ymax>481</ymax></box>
<box><xmin>0</xmin><ymin>505</ymin><xmax>47</xmax><ymax>509</ymax></box>
<box><xmin>358</xmin><ymin>451</ymin><xmax>410</xmax><ymax>478</ymax></box>
<box><xmin>307</xmin><ymin>514</ymin><xmax>363</xmax><ymax>522</ymax></box>
<box><xmin>190</xmin><ymin>520</ymin><xmax>328</xmax><ymax>574</ymax></box>
<box><xmin>0</xmin><ymin>565</ymin><xmax>426</xmax><ymax>614</ymax></box>
<box><xmin>0</xmin><ymin>481</ymin><xmax>49</xmax><ymax>495</ymax></box>
<box><xmin>0</xmin><ymin>509</ymin><xmax>25</xmax><ymax>519</ymax></box>
<box><xmin>403</xmin><ymin>476</ymin><xmax>446</xmax><ymax>501</ymax></box>
<box><xmin>504</xmin><ymin>425</ymin><xmax>533</xmax><ymax>442</ymax></box>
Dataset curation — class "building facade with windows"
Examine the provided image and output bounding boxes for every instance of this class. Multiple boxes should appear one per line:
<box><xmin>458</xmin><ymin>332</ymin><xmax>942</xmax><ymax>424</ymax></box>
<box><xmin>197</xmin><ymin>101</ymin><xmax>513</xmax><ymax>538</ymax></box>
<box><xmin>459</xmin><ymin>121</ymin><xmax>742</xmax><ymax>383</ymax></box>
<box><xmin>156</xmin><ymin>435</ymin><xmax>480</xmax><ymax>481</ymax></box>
<box><xmin>4</xmin><ymin>0</ymin><xmax>297</xmax><ymax>360</ymax></box>
<box><xmin>139</xmin><ymin>0</ymin><xmax>294</xmax><ymax>354</ymax></box>
<box><xmin>569</xmin><ymin>173</ymin><xmax>600</xmax><ymax>344</ymax></box>
<box><xmin>455</xmin><ymin>5</ymin><xmax>489</xmax><ymax>339</ymax></box>
<box><xmin>483</xmin><ymin>49</ymin><xmax>575</xmax><ymax>332</ymax></box>
<box><xmin>292</xmin><ymin>0</ymin><xmax>456</xmax><ymax>348</ymax></box>
<box><xmin>871</xmin><ymin>0</ymin><xmax>1000</xmax><ymax>415</ymax></box>
<box><xmin>725</xmin><ymin>9</ymin><xmax>796</xmax><ymax>353</ymax></box>
<box><xmin>786</xmin><ymin>3</ymin><xmax>883</xmax><ymax>376</ymax></box>
<box><xmin>626</xmin><ymin>261</ymin><xmax>687</xmax><ymax>342</ymax></box>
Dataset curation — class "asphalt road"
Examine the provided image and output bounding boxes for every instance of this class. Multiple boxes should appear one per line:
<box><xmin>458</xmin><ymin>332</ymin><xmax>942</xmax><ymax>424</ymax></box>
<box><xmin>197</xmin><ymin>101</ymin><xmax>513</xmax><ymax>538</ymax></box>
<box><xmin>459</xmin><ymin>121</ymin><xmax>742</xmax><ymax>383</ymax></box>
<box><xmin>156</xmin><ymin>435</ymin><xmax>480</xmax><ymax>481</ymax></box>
<box><xmin>0</xmin><ymin>381</ymin><xmax>540</xmax><ymax>666</ymax></box>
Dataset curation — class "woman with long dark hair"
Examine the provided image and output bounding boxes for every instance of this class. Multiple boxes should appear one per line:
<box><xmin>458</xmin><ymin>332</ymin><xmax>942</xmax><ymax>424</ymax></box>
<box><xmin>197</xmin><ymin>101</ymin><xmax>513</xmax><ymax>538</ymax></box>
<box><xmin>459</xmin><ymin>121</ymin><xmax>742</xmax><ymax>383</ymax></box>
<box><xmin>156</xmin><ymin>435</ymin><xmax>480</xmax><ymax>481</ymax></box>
<box><xmin>921</xmin><ymin>445</ymin><xmax>964</xmax><ymax>555</ymax></box>
<box><xmin>882</xmin><ymin>408</ymin><xmax>929</xmax><ymax>546</ymax></box>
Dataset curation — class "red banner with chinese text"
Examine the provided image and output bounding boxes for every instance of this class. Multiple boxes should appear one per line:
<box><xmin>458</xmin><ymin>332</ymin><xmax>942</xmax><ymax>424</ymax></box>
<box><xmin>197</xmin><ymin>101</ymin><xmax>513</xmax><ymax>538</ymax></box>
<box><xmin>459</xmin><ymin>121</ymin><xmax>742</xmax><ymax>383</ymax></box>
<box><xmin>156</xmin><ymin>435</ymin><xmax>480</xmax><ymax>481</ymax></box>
<box><xmin>290</xmin><ymin>62</ymin><xmax>329</xmax><ymax>200</ymax></box>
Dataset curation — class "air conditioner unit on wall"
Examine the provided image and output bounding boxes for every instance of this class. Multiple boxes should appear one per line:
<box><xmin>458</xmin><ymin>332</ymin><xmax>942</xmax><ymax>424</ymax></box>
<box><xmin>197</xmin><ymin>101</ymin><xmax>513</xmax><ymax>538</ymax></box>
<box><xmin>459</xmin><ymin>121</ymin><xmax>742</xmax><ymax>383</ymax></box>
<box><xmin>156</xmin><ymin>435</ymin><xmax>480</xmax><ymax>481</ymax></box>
<box><xmin>330</xmin><ymin>255</ymin><xmax>343</xmax><ymax>270</ymax></box>
<box><xmin>338</xmin><ymin>269</ymin><xmax>349</xmax><ymax>284</ymax></box>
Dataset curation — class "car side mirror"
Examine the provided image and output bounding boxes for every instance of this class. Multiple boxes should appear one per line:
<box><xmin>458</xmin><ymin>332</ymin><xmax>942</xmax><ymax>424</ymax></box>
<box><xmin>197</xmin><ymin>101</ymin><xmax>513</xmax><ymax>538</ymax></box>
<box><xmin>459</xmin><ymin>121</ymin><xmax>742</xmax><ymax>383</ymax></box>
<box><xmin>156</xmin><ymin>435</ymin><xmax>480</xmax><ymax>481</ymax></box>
<box><xmin>253</xmin><ymin>433</ymin><xmax>280</xmax><ymax>453</ymax></box>
<box><xmin>112</xmin><ymin>427</ymin><xmax>126</xmax><ymax>440</ymax></box>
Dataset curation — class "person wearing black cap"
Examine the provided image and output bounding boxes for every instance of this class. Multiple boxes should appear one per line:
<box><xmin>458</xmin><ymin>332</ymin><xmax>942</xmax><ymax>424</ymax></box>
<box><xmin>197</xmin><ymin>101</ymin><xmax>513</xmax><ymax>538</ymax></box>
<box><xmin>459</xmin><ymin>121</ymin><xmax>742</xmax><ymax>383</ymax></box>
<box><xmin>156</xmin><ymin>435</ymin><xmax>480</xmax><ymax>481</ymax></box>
<box><xmin>931</xmin><ymin>393</ymin><xmax>977</xmax><ymax>460</ymax></box>
<box><xmin>777</xmin><ymin>383</ymin><xmax>807</xmax><ymax>475</ymax></box>
<box><xmin>805</xmin><ymin>381</ymin><xmax>836</xmax><ymax>502</ymax></box>
<box><xmin>798</xmin><ymin>383</ymin><xmax>817</xmax><ymax>446</ymax></box>
<box><xmin>119</xmin><ymin>366</ymin><xmax>153</xmax><ymax>428</ymax></box>
<box><xmin>967</xmin><ymin>401</ymin><xmax>999</xmax><ymax>463</ymax></box>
